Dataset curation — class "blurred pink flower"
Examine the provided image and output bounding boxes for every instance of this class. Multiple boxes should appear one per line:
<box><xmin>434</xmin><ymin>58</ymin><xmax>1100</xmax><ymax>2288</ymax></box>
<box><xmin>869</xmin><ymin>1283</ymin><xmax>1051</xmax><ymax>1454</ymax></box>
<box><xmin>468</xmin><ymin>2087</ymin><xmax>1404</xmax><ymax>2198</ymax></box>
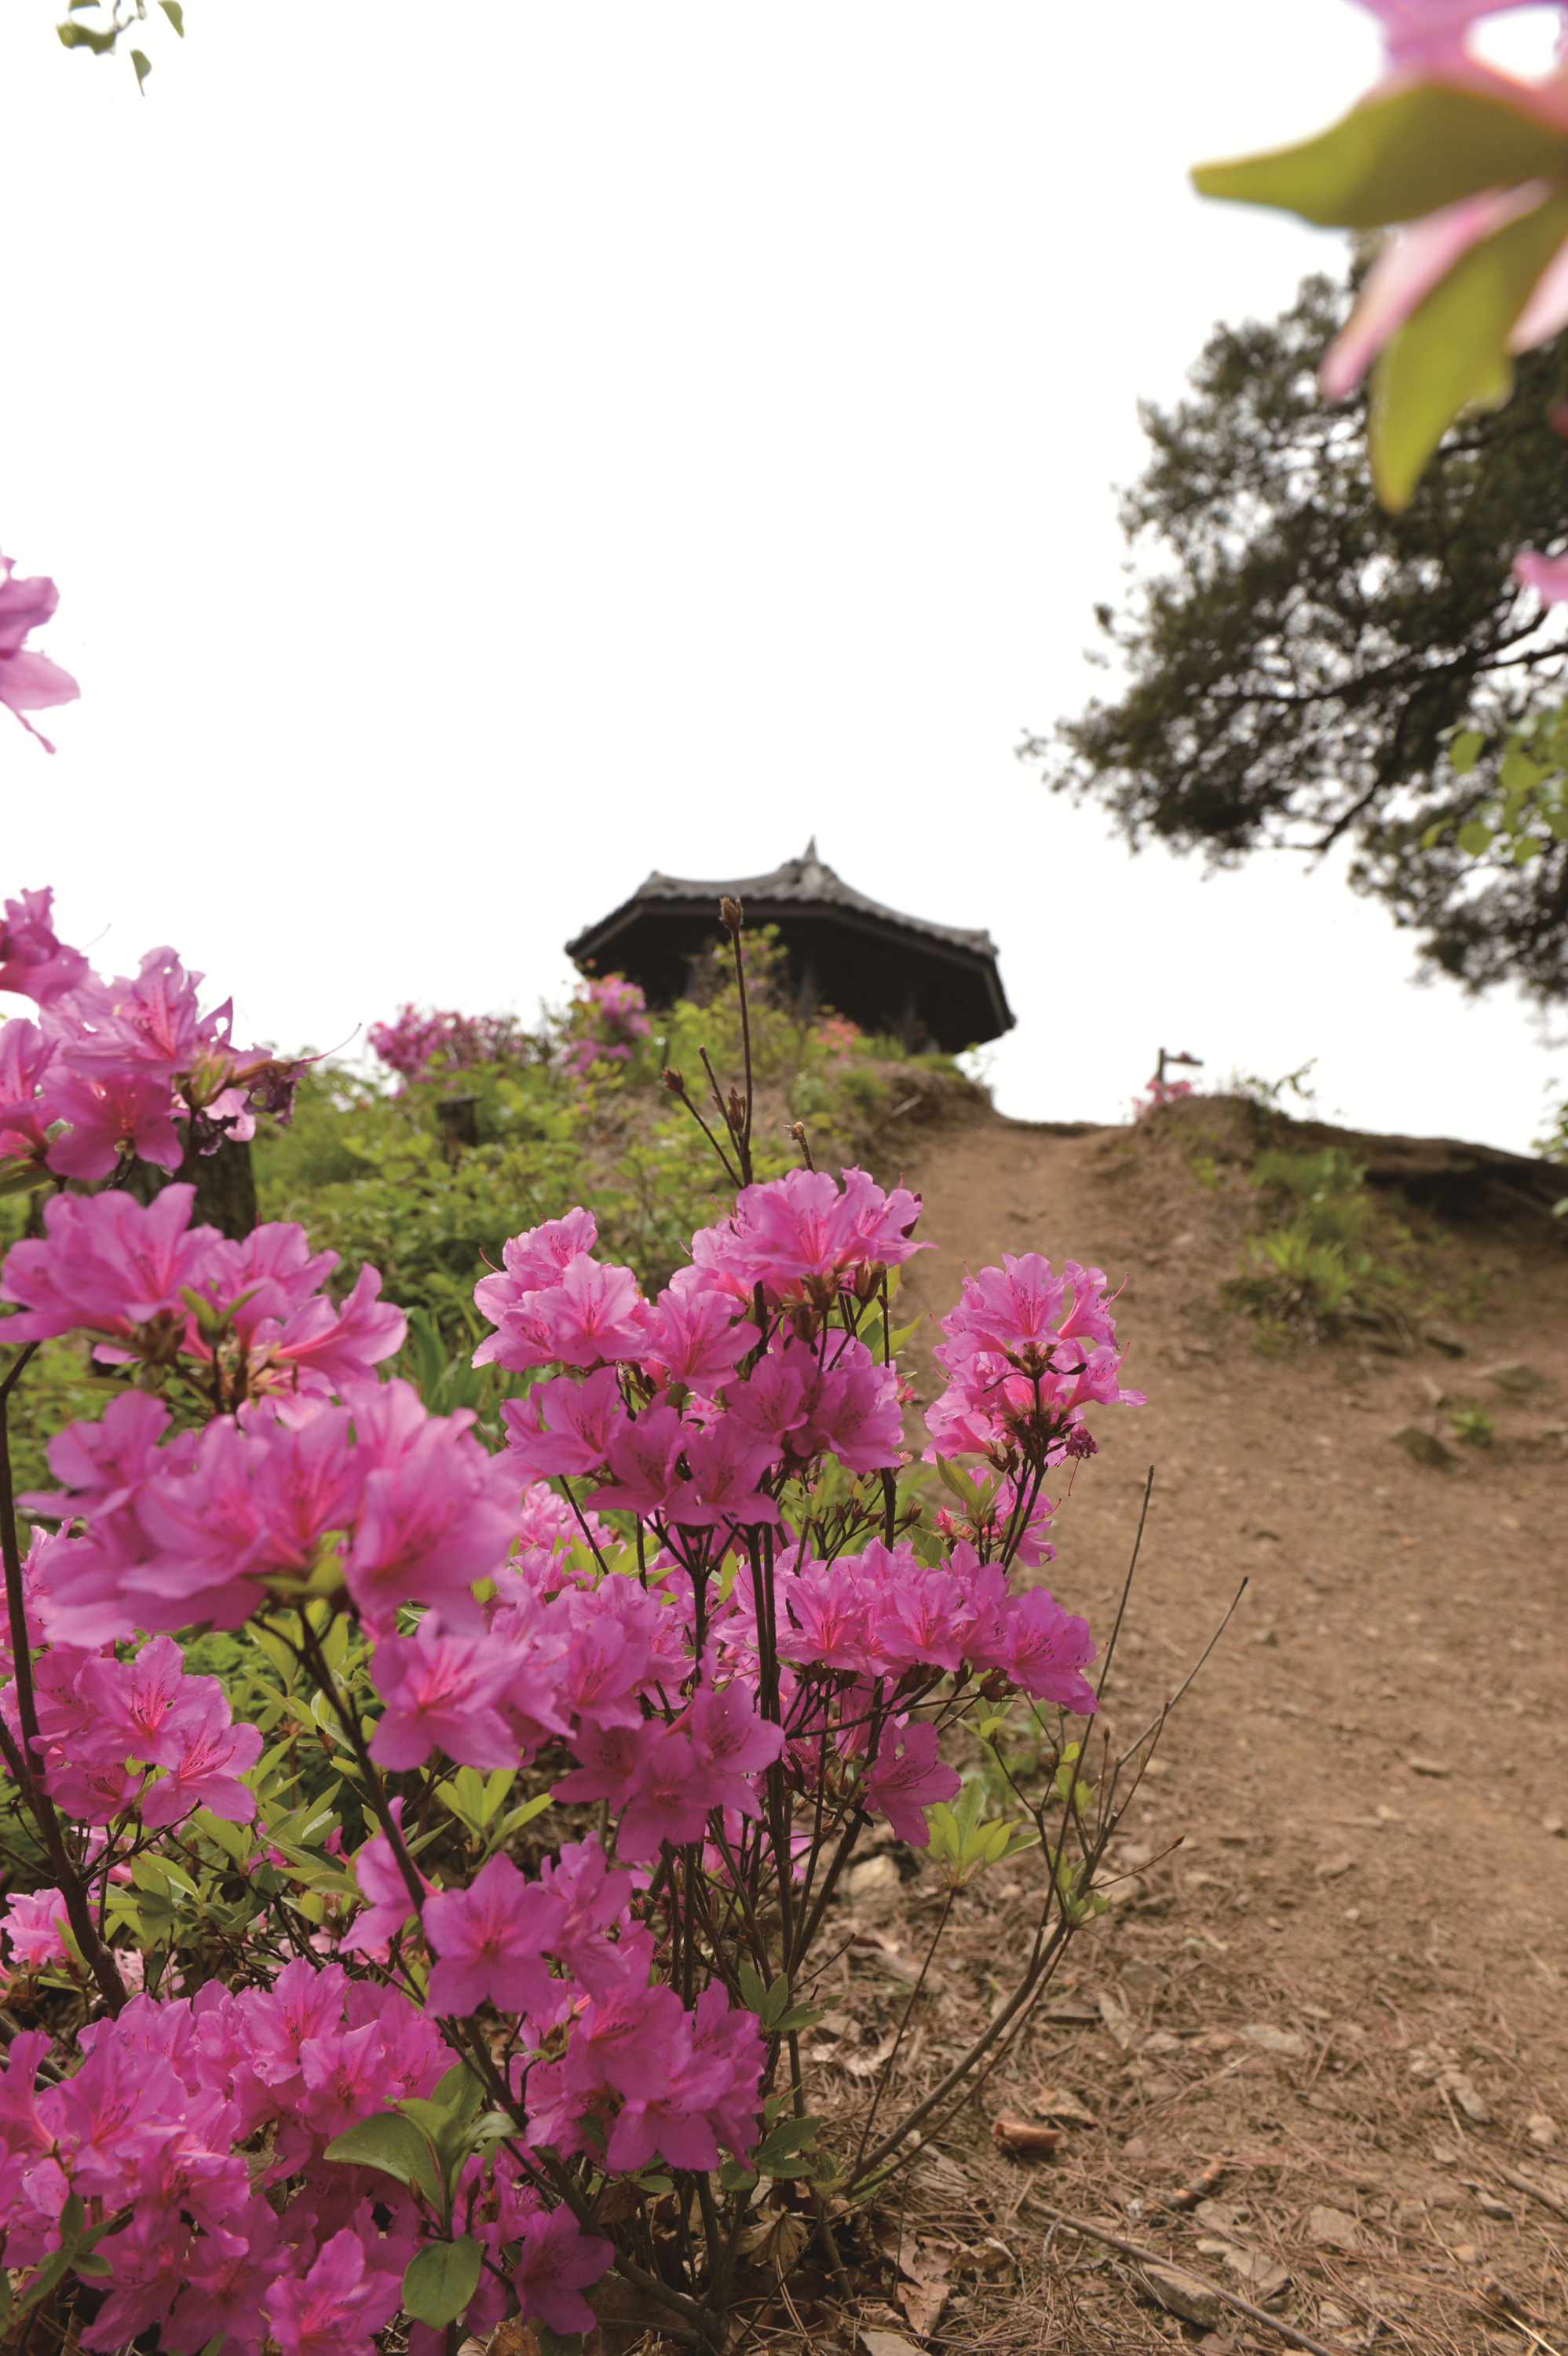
<box><xmin>1513</xmin><ymin>547</ymin><xmax>1568</xmax><ymax>602</ymax></box>
<box><xmin>0</xmin><ymin>554</ymin><xmax>80</xmax><ymax>752</ymax></box>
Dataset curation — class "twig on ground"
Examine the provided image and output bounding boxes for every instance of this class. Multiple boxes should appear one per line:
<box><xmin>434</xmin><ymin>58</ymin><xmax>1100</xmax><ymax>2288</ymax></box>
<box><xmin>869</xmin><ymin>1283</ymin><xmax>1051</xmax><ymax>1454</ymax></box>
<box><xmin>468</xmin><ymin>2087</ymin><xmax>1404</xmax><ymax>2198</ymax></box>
<box><xmin>1499</xmin><ymin>2165</ymin><xmax>1568</xmax><ymax>2225</ymax></box>
<box><xmin>1021</xmin><ymin>2197</ymin><xmax>1342</xmax><ymax>2356</ymax></box>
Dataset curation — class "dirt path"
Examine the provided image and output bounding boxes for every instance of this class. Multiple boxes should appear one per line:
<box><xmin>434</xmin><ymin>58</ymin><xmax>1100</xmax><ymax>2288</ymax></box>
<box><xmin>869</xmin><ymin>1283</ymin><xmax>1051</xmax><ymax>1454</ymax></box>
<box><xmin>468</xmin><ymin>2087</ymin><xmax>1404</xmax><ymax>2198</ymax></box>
<box><xmin>863</xmin><ymin>1093</ymin><xmax>1568</xmax><ymax>2354</ymax></box>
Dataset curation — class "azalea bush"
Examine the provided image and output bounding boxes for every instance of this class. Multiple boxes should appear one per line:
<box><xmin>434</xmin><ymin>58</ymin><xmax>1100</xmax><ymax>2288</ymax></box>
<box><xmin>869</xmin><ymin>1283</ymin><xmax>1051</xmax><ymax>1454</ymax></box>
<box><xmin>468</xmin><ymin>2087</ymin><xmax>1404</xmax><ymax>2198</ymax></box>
<box><xmin>0</xmin><ymin>884</ymin><xmax>1159</xmax><ymax>2355</ymax></box>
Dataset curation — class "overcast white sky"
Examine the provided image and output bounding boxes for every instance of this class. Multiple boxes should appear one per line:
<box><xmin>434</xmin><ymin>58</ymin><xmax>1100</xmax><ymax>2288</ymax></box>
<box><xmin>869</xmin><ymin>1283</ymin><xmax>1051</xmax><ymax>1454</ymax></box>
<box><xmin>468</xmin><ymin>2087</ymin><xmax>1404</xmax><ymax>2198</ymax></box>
<box><xmin>2</xmin><ymin>0</ymin><xmax>1563</xmax><ymax>1151</ymax></box>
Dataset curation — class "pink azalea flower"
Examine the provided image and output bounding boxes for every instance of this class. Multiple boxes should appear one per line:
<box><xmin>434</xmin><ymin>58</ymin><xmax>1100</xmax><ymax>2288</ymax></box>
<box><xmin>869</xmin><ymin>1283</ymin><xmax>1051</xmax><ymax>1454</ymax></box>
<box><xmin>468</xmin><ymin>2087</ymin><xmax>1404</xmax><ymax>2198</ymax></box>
<box><xmin>997</xmin><ymin>1587</ymin><xmax>1098</xmax><ymax>1713</ymax></box>
<box><xmin>510</xmin><ymin>2207</ymin><xmax>614</xmax><ymax>2340</ymax></box>
<box><xmin>74</xmin><ymin>1634</ymin><xmax>210</xmax><ymax>1769</ymax></box>
<box><xmin>614</xmin><ymin>1728</ymin><xmax>722</xmax><ymax>1860</ymax></box>
<box><xmin>344</xmin><ymin>1386</ymin><xmax>522</xmax><ymax>1629</ymax></box>
<box><xmin>1351</xmin><ymin>0</ymin><xmax>1565</xmax><ymax>79</ymax></box>
<box><xmin>42</xmin><ymin>1751</ymin><xmax>145</xmax><ymax>1827</ymax></box>
<box><xmin>259</xmin><ymin>1262</ymin><xmax>407</xmax><ymax>1393</ymax></box>
<box><xmin>0</xmin><ymin>885</ymin><xmax>88</xmax><ymax>1004</ymax></box>
<box><xmin>339</xmin><ymin>1799</ymin><xmax>431</xmax><ymax>1956</ymax></box>
<box><xmin>679</xmin><ymin>1680</ymin><xmax>784</xmax><ymax>1813</ymax></box>
<box><xmin>535</xmin><ymin>1834</ymin><xmax>641</xmax><ymax>1996</ymax></box>
<box><xmin>474</xmin><ymin>1206</ymin><xmax>599</xmax><ymax>1319</ymax></box>
<box><xmin>0</xmin><ymin>553</ymin><xmax>80</xmax><ymax>752</ymax></box>
<box><xmin>869</xmin><ymin>1557</ymin><xmax>973</xmax><ymax>1674</ymax></box>
<box><xmin>778</xmin><ymin>1555</ymin><xmax>875</xmax><ymax>1674</ymax></box>
<box><xmin>715</xmin><ymin>1164</ymin><xmax>929</xmax><ymax>1304</ymax></box>
<box><xmin>590</xmin><ymin>1403</ymin><xmax>689</xmax><ymax>1516</ymax></box>
<box><xmin>0</xmin><ymin>1017</ymin><xmax>60</xmax><ymax>1173</ymax></box>
<box><xmin>678</xmin><ymin>1416</ymin><xmax>780</xmax><ymax>1527</ymax></box>
<box><xmin>641</xmin><ymin>1265</ymin><xmax>759</xmax><ymax>1388</ymax></box>
<box><xmin>788</xmin><ymin>1336</ymin><xmax>905</xmax><ymax>1473</ymax></box>
<box><xmin>140</xmin><ymin>1690</ymin><xmax>262</xmax><ymax>1827</ymax></box>
<box><xmin>0</xmin><ymin>1183</ymin><xmax>221</xmax><ymax>1346</ymax></box>
<box><xmin>862</xmin><ymin>1719</ymin><xmax>961</xmax><ymax>1845</ymax></box>
<box><xmin>262</xmin><ymin>2226</ymin><xmax>404</xmax><ymax>2356</ymax></box>
<box><xmin>164</xmin><ymin>2195</ymin><xmax>283</xmax><ymax>2356</ymax></box>
<box><xmin>1</xmin><ymin>1886</ymin><xmax>70</xmax><ymax>1971</ymax></box>
<box><xmin>550</xmin><ymin>1719</ymin><xmax>646</xmax><ymax>1815</ymax></box>
<box><xmin>67</xmin><ymin>946</ymin><xmax>211</xmax><ymax>1081</ymax></box>
<box><xmin>367</xmin><ymin>1618</ymin><xmax>520</xmax><ymax>1771</ymax></box>
<box><xmin>500</xmin><ymin>1364</ymin><xmax>629</xmax><ymax>1479</ymax></box>
<box><xmin>423</xmin><ymin>1853</ymin><xmax>566</xmax><ymax>2016</ymax></box>
<box><xmin>44</xmin><ymin>1063</ymin><xmax>185</xmax><ymax>1179</ymax></box>
<box><xmin>550</xmin><ymin>1608</ymin><xmax>654</xmax><ymax>1732</ymax></box>
<box><xmin>484</xmin><ymin>1253</ymin><xmax>652</xmax><ymax>1372</ymax></box>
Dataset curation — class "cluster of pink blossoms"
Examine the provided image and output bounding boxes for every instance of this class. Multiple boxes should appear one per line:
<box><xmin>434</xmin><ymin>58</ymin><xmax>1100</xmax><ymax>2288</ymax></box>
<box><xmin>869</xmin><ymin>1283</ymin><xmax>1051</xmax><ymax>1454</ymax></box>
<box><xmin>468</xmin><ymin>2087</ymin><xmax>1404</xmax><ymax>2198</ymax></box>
<box><xmin>367</xmin><ymin>1003</ymin><xmax>530</xmax><ymax>1088</ymax></box>
<box><xmin>557</xmin><ymin>973</ymin><xmax>653</xmax><ymax>1078</ymax></box>
<box><xmin>0</xmin><ymin>893</ymin><xmax>1142</xmax><ymax>2349</ymax></box>
<box><xmin>0</xmin><ymin>1965</ymin><xmax>610</xmax><ymax>2354</ymax></box>
<box><xmin>0</xmin><ymin>888</ymin><xmax>302</xmax><ymax>1184</ymax></box>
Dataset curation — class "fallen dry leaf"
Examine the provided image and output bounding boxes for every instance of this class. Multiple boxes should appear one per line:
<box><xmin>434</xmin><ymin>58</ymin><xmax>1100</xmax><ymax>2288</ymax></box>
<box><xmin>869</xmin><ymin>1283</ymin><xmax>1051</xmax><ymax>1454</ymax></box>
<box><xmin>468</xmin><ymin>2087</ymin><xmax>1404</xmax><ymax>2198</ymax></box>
<box><xmin>859</xmin><ymin>2332</ymin><xmax>927</xmax><ymax>2356</ymax></box>
<box><xmin>992</xmin><ymin>2113</ymin><xmax>1062</xmax><ymax>2156</ymax></box>
<box><xmin>896</xmin><ymin>2280</ymin><xmax>948</xmax><ymax>2337</ymax></box>
<box><xmin>738</xmin><ymin>2204</ymin><xmax>811</xmax><ymax>2274</ymax></box>
<box><xmin>1033</xmin><ymin>2082</ymin><xmax>1098</xmax><ymax>2127</ymax></box>
<box><xmin>1098</xmin><ymin>1988</ymin><xmax>1135</xmax><ymax>2048</ymax></box>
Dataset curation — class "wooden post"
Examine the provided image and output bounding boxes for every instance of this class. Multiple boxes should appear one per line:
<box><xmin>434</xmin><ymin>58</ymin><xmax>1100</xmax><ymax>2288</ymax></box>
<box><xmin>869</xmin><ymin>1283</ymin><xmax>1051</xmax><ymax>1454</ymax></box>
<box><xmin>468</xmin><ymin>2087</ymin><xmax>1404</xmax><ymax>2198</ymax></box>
<box><xmin>437</xmin><ymin>1094</ymin><xmax>479</xmax><ymax>1163</ymax></box>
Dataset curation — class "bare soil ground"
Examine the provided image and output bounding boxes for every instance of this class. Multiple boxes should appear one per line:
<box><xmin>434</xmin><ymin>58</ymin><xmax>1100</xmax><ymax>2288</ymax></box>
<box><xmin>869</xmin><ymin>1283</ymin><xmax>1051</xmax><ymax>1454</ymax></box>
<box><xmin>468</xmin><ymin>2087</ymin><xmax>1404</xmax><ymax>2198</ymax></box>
<box><xmin>678</xmin><ymin>1092</ymin><xmax>1568</xmax><ymax>2356</ymax></box>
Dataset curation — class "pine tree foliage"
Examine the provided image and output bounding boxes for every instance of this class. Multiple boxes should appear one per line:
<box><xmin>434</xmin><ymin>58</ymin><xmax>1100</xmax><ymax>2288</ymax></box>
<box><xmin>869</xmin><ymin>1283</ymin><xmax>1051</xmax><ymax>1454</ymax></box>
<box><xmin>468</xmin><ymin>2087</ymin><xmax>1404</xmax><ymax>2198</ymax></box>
<box><xmin>1026</xmin><ymin>269</ymin><xmax>1568</xmax><ymax>1000</ymax></box>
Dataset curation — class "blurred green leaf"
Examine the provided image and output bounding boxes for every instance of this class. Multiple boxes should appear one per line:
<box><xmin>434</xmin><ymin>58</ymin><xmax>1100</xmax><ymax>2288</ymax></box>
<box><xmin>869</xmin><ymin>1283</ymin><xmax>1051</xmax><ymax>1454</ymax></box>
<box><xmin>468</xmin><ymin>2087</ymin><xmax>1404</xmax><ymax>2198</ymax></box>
<box><xmin>1370</xmin><ymin>191</ymin><xmax>1568</xmax><ymax>509</ymax></box>
<box><xmin>1193</xmin><ymin>85</ymin><xmax>1568</xmax><ymax>229</ymax></box>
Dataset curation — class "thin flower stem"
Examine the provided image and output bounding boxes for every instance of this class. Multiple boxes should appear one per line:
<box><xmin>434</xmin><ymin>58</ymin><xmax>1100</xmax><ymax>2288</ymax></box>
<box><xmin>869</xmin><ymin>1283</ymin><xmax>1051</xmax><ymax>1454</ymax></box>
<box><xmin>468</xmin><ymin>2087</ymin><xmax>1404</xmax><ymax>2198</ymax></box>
<box><xmin>726</xmin><ymin>908</ymin><xmax>755</xmax><ymax>1181</ymax></box>
<box><xmin>1116</xmin><ymin>1578</ymin><xmax>1248</xmax><ymax>1768</ymax></box>
<box><xmin>1095</xmin><ymin>1464</ymin><xmax>1153</xmax><ymax>1700</ymax></box>
<box><xmin>0</xmin><ymin>1341</ymin><xmax>128</xmax><ymax>2015</ymax></box>
<box><xmin>293</xmin><ymin>1613</ymin><xmax>429</xmax><ymax>1923</ymax></box>
<box><xmin>850</xmin><ymin>1886</ymin><xmax>953</xmax><ymax>2177</ymax></box>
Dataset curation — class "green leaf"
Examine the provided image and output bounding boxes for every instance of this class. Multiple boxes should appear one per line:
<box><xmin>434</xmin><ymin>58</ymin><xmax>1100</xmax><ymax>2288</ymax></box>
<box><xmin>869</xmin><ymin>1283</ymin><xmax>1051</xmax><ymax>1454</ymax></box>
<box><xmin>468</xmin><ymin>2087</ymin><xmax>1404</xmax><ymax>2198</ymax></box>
<box><xmin>324</xmin><ymin>2112</ymin><xmax>443</xmax><ymax>2211</ymax></box>
<box><xmin>718</xmin><ymin>2157</ymin><xmax>758</xmax><ymax>2191</ymax></box>
<box><xmin>130</xmin><ymin>46</ymin><xmax>152</xmax><ymax>91</ymax></box>
<box><xmin>1457</xmin><ymin>819</ymin><xmax>1496</xmax><ymax>854</ymax></box>
<box><xmin>1369</xmin><ymin>190</ymin><xmax>1568</xmax><ymax>510</ymax></box>
<box><xmin>753</xmin><ymin>2114</ymin><xmax>821</xmax><ymax>2174</ymax></box>
<box><xmin>401</xmin><ymin>2236</ymin><xmax>484</xmax><ymax>2327</ymax></box>
<box><xmin>1448</xmin><ymin>729</ymin><xmax>1486</xmax><ymax>774</ymax></box>
<box><xmin>57</xmin><ymin>21</ymin><xmax>119</xmax><ymax>53</ymax></box>
<box><xmin>736</xmin><ymin>1960</ymin><xmax>768</xmax><ymax>2014</ymax></box>
<box><xmin>159</xmin><ymin>0</ymin><xmax>185</xmax><ymax>29</ymax></box>
<box><xmin>1193</xmin><ymin>85</ymin><xmax>1568</xmax><ymax>229</ymax></box>
<box><xmin>758</xmin><ymin>1974</ymin><xmax>793</xmax><ymax>2029</ymax></box>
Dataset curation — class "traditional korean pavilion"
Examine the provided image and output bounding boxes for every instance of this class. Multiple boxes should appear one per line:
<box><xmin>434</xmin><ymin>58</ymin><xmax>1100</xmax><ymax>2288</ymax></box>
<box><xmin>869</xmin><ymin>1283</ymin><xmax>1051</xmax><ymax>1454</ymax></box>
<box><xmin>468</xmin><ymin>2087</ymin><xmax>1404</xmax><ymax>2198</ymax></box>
<box><xmin>565</xmin><ymin>841</ymin><xmax>1014</xmax><ymax>1053</ymax></box>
